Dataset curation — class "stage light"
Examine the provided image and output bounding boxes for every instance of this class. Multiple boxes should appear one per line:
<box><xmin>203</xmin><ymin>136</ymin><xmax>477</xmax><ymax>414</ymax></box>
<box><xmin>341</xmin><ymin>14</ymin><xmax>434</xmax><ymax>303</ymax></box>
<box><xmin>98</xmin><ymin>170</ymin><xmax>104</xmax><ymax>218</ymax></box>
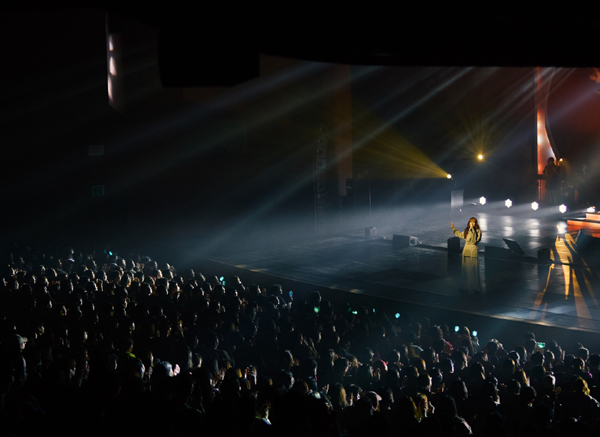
<box><xmin>559</xmin><ymin>204</ymin><xmax>567</xmax><ymax>213</ymax></box>
<box><xmin>478</xmin><ymin>154</ymin><xmax>484</xmax><ymax>161</ymax></box>
<box><xmin>395</xmin><ymin>313</ymin><xmax>400</xmax><ymax>319</ymax></box>
<box><xmin>107</xmin><ymin>76</ymin><xmax>113</xmax><ymax>100</ymax></box>
<box><xmin>447</xmin><ymin>174</ymin><xmax>452</xmax><ymax>179</ymax></box>
<box><xmin>531</xmin><ymin>201</ymin><xmax>539</xmax><ymax>211</ymax></box>
<box><xmin>109</xmin><ymin>56</ymin><xmax>117</xmax><ymax>76</ymax></box>
<box><xmin>587</xmin><ymin>206</ymin><xmax>596</xmax><ymax>213</ymax></box>
<box><xmin>505</xmin><ymin>199</ymin><xmax>512</xmax><ymax>208</ymax></box>
<box><xmin>479</xmin><ymin>196</ymin><xmax>486</xmax><ymax>205</ymax></box>
<box><xmin>454</xmin><ymin>325</ymin><xmax>460</xmax><ymax>332</ymax></box>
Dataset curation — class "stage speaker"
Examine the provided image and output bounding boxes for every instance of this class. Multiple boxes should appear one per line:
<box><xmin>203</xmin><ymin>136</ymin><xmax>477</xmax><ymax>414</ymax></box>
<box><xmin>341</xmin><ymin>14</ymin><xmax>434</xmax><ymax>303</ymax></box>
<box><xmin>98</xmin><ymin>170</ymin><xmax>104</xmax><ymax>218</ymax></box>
<box><xmin>537</xmin><ymin>248</ymin><xmax>551</xmax><ymax>264</ymax></box>
<box><xmin>365</xmin><ymin>227</ymin><xmax>377</xmax><ymax>241</ymax></box>
<box><xmin>393</xmin><ymin>235</ymin><xmax>418</xmax><ymax>250</ymax></box>
<box><xmin>485</xmin><ymin>245</ymin><xmax>514</xmax><ymax>261</ymax></box>
<box><xmin>576</xmin><ymin>229</ymin><xmax>600</xmax><ymax>254</ymax></box>
<box><xmin>448</xmin><ymin>237</ymin><xmax>461</xmax><ymax>254</ymax></box>
<box><xmin>503</xmin><ymin>238</ymin><xmax>525</xmax><ymax>255</ymax></box>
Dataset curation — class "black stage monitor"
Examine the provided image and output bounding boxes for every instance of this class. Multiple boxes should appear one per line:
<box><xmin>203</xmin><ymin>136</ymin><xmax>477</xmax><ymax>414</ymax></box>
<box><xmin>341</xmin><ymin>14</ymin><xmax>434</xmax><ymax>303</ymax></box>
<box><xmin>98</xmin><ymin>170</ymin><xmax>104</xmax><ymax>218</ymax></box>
<box><xmin>503</xmin><ymin>238</ymin><xmax>525</xmax><ymax>255</ymax></box>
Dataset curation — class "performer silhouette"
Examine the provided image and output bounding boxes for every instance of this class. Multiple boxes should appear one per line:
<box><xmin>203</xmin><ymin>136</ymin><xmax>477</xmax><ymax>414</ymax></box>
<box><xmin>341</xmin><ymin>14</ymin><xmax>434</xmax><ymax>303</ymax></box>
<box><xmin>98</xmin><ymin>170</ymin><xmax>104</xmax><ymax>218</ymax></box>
<box><xmin>451</xmin><ymin>218</ymin><xmax>482</xmax><ymax>293</ymax></box>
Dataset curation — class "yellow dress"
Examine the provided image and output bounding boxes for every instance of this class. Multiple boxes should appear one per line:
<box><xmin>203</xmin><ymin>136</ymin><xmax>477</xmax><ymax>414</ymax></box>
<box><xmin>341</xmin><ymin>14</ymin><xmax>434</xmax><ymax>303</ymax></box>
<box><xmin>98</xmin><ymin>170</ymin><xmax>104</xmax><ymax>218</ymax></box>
<box><xmin>452</xmin><ymin>225</ymin><xmax>482</xmax><ymax>292</ymax></box>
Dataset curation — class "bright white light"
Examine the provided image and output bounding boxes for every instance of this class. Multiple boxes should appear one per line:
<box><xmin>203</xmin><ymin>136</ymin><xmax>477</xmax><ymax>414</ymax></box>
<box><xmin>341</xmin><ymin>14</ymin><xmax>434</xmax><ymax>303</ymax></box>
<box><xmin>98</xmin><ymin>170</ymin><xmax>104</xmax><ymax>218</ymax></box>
<box><xmin>587</xmin><ymin>206</ymin><xmax>596</xmax><ymax>213</ymax></box>
<box><xmin>559</xmin><ymin>204</ymin><xmax>567</xmax><ymax>213</ymax></box>
<box><xmin>108</xmin><ymin>35</ymin><xmax>114</xmax><ymax>51</ymax></box>
<box><xmin>478</xmin><ymin>154</ymin><xmax>484</xmax><ymax>161</ymax></box>
<box><xmin>478</xmin><ymin>217</ymin><xmax>487</xmax><ymax>231</ymax></box>
<box><xmin>109</xmin><ymin>56</ymin><xmax>117</xmax><ymax>76</ymax></box>
<box><xmin>107</xmin><ymin>76</ymin><xmax>113</xmax><ymax>101</ymax></box>
<box><xmin>557</xmin><ymin>223</ymin><xmax>567</xmax><ymax>234</ymax></box>
<box><xmin>531</xmin><ymin>201</ymin><xmax>539</xmax><ymax>211</ymax></box>
<box><xmin>505</xmin><ymin>199</ymin><xmax>512</xmax><ymax>208</ymax></box>
<box><xmin>447</xmin><ymin>174</ymin><xmax>452</xmax><ymax>179</ymax></box>
<box><xmin>479</xmin><ymin>196</ymin><xmax>486</xmax><ymax>205</ymax></box>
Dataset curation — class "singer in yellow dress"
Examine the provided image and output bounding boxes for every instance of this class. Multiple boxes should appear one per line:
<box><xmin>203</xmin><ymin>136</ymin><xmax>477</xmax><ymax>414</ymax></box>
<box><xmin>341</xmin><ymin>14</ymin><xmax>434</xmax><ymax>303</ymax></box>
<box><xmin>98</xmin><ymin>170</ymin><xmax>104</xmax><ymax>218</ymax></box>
<box><xmin>451</xmin><ymin>218</ymin><xmax>482</xmax><ymax>292</ymax></box>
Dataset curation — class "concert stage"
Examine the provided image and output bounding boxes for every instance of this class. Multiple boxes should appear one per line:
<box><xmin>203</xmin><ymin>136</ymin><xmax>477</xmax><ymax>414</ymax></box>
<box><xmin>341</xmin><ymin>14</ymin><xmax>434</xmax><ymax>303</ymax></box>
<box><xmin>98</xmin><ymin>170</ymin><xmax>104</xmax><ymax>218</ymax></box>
<box><xmin>186</xmin><ymin>202</ymin><xmax>600</xmax><ymax>350</ymax></box>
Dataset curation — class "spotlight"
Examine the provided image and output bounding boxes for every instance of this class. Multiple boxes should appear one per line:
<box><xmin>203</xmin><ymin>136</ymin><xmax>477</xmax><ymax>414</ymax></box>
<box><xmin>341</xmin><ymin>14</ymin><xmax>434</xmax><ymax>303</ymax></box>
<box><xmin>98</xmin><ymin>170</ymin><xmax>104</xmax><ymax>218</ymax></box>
<box><xmin>559</xmin><ymin>204</ymin><xmax>567</xmax><ymax>214</ymax></box>
<box><xmin>505</xmin><ymin>199</ymin><xmax>512</xmax><ymax>208</ymax></box>
<box><xmin>587</xmin><ymin>206</ymin><xmax>596</xmax><ymax>213</ymax></box>
<box><xmin>109</xmin><ymin>56</ymin><xmax>117</xmax><ymax>76</ymax></box>
<box><xmin>395</xmin><ymin>313</ymin><xmax>400</xmax><ymax>319</ymax></box>
<box><xmin>531</xmin><ymin>201</ymin><xmax>539</xmax><ymax>211</ymax></box>
<box><xmin>479</xmin><ymin>196</ymin><xmax>487</xmax><ymax>206</ymax></box>
<box><xmin>478</xmin><ymin>154</ymin><xmax>484</xmax><ymax>161</ymax></box>
<box><xmin>446</xmin><ymin>174</ymin><xmax>452</xmax><ymax>179</ymax></box>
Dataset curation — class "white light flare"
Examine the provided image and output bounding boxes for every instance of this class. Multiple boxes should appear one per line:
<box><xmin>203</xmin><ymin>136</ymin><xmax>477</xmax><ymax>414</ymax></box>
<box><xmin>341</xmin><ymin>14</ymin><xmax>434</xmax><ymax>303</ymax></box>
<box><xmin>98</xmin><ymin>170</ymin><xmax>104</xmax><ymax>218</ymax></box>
<box><xmin>109</xmin><ymin>56</ymin><xmax>117</xmax><ymax>76</ymax></box>
<box><xmin>107</xmin><ymin>76</ymin><xmax>113</xmax><ymax>101</ymax></box>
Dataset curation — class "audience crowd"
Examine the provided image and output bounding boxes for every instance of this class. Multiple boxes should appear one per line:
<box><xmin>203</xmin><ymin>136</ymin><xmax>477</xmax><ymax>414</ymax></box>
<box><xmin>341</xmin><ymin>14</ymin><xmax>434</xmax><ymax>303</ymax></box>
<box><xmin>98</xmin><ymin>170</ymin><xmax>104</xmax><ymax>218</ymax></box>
<box><xmin>1</xmin><ymin>243</ymin><xmax>600</xmax><ymax>436</ymax></box>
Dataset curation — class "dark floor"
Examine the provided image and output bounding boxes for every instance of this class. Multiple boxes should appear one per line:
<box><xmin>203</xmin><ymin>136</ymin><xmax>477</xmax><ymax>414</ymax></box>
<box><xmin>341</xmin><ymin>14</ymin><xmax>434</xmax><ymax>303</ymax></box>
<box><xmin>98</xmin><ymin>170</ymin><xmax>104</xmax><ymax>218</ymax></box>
<box><xmin>179</xmin><ymin>201</ymin><xmax>600</xmax><ymax>351</ymax></box>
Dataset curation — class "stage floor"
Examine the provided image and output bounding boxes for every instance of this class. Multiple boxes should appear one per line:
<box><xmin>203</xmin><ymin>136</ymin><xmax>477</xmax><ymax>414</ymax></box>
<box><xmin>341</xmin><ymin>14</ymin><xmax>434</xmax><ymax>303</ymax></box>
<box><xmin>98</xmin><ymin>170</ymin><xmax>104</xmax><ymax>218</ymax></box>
<box><xmin>190</xmin><ymin>203</ymin><xmax>600</xmax><ymax>346</ymax></box>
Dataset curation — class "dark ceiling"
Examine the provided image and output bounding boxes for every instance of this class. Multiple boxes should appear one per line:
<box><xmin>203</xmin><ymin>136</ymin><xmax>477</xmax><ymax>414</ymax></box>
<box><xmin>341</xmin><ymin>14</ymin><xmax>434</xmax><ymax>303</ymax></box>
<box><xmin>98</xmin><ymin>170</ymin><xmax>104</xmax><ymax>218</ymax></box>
<box><xmin>6</xmin><ymin>3</ymin><xmax>600</xmax><ymax>68</ymax></box>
